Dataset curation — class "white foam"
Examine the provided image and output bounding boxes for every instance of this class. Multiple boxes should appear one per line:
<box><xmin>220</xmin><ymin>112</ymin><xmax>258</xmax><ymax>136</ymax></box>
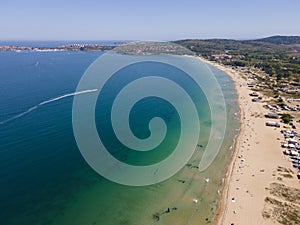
<box><xmin>0</xmin><ymin>106</ymin><xmax>38</xmax><ymax>125</ymax></box>
<box><xmin>39</xmin><ymin>89</ymin><xmax>98</xmax><ymax>106</ymax></box>
<box><xmin>0</xmin><ymin>89</ymin><xmax>98</xmax><ymax>125</ymax></box>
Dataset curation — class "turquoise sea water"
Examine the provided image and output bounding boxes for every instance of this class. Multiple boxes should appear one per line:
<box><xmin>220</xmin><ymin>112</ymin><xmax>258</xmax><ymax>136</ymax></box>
<box><xmin>0</xmin><ymin>50</ymin><xmax>239</xmax><ymax>225</ymax></box>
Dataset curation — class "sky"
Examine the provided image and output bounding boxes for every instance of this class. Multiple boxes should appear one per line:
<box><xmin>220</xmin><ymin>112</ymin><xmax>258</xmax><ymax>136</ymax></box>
<box><xmin>0</xmin><ymin>0</ymin><xmax>299</xmax><ymax>40</ymax></box>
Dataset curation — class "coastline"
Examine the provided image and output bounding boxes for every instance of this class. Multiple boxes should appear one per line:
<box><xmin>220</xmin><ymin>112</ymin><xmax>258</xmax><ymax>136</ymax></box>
<box><xmin>0</xmin><ymin>51</ymin><xmax>242</xmax><ymax>225</ymax></box>
<box><xmin>200</xmin><ymin>58</ymin><xmax>245</xmax><ymax>225</ymax></box>
<box><xmin>199</xmin><ymin>57</ymin><xmax>300</xmax><ymax>225</ymax></box>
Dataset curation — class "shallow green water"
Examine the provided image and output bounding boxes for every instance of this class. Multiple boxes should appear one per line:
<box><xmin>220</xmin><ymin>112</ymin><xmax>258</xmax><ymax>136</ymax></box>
<box><xmin>0</xmin><ymin>51</ymin><xmax>239</xmax><ymax>225</ymax></box>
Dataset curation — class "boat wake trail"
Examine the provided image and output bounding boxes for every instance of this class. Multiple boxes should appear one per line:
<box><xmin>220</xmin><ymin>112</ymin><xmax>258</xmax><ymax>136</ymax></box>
<box><xmin>0</xmin><ymin>89</ymin><xmax>98</xmax><ymax>125</ymax></box>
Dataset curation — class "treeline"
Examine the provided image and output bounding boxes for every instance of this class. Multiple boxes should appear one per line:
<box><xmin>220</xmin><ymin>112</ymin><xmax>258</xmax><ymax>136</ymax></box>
<box><xmin>257</xmin><ymin>36</ymin><xmax>300</xmax><ymax>45</ymax></box>
<box><xmin>175</xmin><ymin>36</ymin><xmax>300</xmax><ymax>82</ymax></box>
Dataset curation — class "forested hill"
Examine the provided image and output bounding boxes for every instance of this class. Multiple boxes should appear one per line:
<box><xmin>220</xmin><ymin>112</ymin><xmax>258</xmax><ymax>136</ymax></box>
<box><xmin>255</xmin><ymin>36</ymin><xmax>300</xmax><ymax>45</ymax></box>
<box><xmin>175</xmin><ymin>36</ymin><xmax>300</xmax><ymax>82</ymax></box>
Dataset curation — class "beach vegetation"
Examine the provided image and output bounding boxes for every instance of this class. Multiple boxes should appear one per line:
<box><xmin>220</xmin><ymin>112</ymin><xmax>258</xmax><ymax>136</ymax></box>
<box><xmin>281</xmin><ymin>114</ymin><xmax>293</xmax><ymax>124</ymax></box>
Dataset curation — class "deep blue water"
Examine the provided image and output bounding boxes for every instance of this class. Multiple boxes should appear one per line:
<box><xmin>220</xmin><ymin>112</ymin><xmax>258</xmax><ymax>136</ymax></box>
<box><xmin>0</xmin><ymin>51</ymin><xmax>104</xmax><ymax>224</ymax></box>
<box><xmin>0</xmin><ymin>50</ymin><xmax>238</xmax><ymax>225</ymax></box>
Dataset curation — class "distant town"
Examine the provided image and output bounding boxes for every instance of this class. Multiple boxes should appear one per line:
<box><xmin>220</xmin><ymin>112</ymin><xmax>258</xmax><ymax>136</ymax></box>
<box><xmin>0</xmin><ymin>44</ymin><xmax>115</xmax><ymax>52</ymax></box>
<box><xmin>0</xmin><ymin>42</ymin><xmax>193</xmax><ymax>55</ymax></box>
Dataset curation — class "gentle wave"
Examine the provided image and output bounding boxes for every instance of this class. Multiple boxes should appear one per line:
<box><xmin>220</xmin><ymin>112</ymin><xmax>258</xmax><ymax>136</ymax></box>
<box><xmin>0</xmin><ymin>89</ymin><xmax>98</xmax><ymax>125</ymax></box>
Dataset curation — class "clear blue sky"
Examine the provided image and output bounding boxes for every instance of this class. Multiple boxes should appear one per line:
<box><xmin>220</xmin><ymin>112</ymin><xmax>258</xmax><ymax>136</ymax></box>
<box><xmin>1</xmin><ymin>0</ymin><xmax>299</xmax><ymax>40</ymax></box>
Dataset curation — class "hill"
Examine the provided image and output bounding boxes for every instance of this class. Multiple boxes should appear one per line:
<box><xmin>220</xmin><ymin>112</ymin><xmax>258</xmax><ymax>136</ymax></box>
<box><xmin>255</xmin><ymin>35</ymin><xmax>300</xmax><ymax>45</ymax></box>
<box><xmin>175</xmin><ymin>36</ymin><xmax>300</xmax><ymax>82</ymax></box>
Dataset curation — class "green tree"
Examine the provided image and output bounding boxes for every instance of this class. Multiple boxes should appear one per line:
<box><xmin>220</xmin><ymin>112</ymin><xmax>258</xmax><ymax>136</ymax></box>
<box><xmin>281</xmin><ymin>114</ymin><xmax>293</xmax><ymax>124</ymax></box>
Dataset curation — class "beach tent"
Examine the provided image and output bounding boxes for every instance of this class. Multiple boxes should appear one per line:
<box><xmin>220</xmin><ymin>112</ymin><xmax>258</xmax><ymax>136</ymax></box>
<box><xmin>282</xmin><ymin>143</ymin><xmax>288</xmax><ymax>148</ymax></box>
<box><xmin>288</xmin><ymin>138</ymin><xmax>298</xmax><ymax>144</ymax></box>
<box><xmin>290</xmin><ymin>150</ymin><xmax>299</xmax><ymax>156</ymax></box>
<box><xmin>284</xmin><ymin>150</ymin><xmax>291</xmax><ymax>155</ymax></box>
<box><xmin>288</xmin><ymin>144</ymin><xmax>296</xmax><ymax>148</ymax></box>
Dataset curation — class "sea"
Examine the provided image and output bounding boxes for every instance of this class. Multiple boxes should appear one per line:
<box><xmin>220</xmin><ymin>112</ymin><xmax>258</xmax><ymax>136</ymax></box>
<box><xmin>0</xmin><ymin>43</ymin><xmax>240</xmax><ymax>225</ymax></box>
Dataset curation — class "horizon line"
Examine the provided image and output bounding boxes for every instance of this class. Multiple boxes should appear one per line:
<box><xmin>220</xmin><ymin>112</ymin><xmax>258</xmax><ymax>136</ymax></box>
<box><xmin>0</xmin><ymin>34</ymin><xmax>300</xmax><ymax>43</ymax></box>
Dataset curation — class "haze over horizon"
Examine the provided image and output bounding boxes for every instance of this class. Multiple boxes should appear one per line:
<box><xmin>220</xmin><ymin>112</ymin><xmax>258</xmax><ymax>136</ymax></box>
<box><xmin>1</xmin><ymin>0</ymin><xmax>300</xmax><ymax>41</ymax></box>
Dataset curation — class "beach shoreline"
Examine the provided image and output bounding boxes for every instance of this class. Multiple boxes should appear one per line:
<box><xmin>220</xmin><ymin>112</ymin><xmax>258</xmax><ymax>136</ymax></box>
<box><xmin>198</xmin><ymin>57</ymin><xmax>300</xmax><ymax>225</ymax></box>
<box><xmin>199</xmin><ymin>58</ymin><xmax>245</xmax><ymax>225</ymax></box>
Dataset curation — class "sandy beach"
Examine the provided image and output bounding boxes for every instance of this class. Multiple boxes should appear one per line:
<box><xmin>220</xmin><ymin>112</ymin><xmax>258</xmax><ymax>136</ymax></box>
<box><xmin>199</xmin><ymin>58</ymin><xmax>300</xmax><ymax>225</ymax></box>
